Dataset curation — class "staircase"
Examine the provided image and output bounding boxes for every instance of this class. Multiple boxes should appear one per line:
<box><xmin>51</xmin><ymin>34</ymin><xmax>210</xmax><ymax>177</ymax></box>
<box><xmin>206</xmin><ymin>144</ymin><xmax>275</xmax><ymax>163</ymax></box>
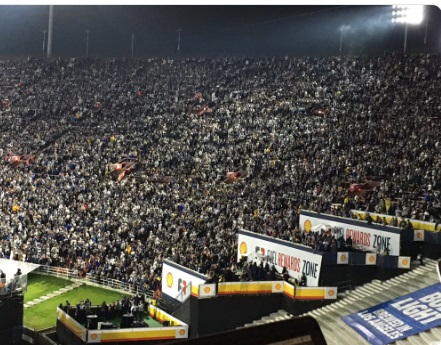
<box><xmin>24</xmin><ymin>281</ymin><xmax>83</xmax><ymax>309</ymax></box>
<box><xmin>238</xmin><ymin>259</ymin><xmax>441</xmax><ymax>345</ymax></box>
<box><xmin>239</xmin><ymin>309</ymin><xmax>293</xmax><ymax>328</ymax></box>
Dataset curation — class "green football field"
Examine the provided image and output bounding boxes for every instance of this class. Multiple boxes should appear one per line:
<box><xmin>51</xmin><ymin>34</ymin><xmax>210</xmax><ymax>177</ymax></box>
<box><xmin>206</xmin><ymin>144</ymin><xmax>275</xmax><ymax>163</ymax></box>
<box><xmin>24</xmin><ymin>275</ymin><xmax>131</xmax><ymax>330</ymax></box>
<box><xmin>25</xmin><ymin>274</ymin><xmax>72</xmax><ymax>303</ymax></box>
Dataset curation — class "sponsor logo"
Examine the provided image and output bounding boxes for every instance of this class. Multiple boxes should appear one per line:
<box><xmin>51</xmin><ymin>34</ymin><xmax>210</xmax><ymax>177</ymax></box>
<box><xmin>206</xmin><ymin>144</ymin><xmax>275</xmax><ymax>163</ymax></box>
<box><xmin>91</xmin><ymin>334</ymin><xmax>98</xmax><ymax>340</ymax></box>
<box><xmin>166</xmin><ymin>272</ymin><xmax>173</xmax><ymax>288</ymax></box>
<box><xmin>328</xmin><ymin>289</ymin><xmax>335</xmax><ymax>297</ymax></box>
<box><xmin>402</xmin><ymin>259</ymin><xmax>409</xmax><ymax>266</ymax></box>
<box><xmin>417</xmin><ymin>232</ymin><xmax>423</xmax><ymax>239</ymax></box>
<box><xmin>179</xmin><ymin>329</ymin><xmax>186</xmax><ymax>336</ymax></box>
<box><xmin>275</xmin><ymin>283</ymin><xmax>282</xmax><ymax>291</ymax></box>
<box><xmin>369</xmin><ymin>255</ymin><xmax>375</xmax><ymax>263</ymax></box>
<box><xmin>204</xmin><ymin>286</ymin><xmax>211</xmax><ymax>294</ymax></box>
<box><xmin>304</xmin><ymin>219</ymin><xmax>312</xmax><ymax>232</ymax></box>
<box><xmin>340</xmin><ymin>254</ymin><xmax>347</xmax><ymax>262</ymax></box>
<box><xmin>239</xmin><ymin>242</ymin><xmax>248</xmax><ymax>255</ymax></box>
<box><xmin>178</xmin><ymin>278</ymin><xmax>188</xmax><ymax>294</ymax></box>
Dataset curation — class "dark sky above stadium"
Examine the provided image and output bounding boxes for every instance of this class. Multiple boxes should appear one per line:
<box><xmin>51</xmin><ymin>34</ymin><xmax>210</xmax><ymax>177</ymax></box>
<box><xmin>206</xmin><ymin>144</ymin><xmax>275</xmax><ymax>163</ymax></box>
<box><xmin>0</xmin><ymin>5</ymin><xmax>440</xmax><ymax>58</ymax></box>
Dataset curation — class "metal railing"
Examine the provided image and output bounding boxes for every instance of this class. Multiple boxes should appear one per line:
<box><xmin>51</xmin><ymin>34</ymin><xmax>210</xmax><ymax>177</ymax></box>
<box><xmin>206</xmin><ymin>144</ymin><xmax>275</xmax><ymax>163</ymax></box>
<box><xmin>174</xmin><ymin>281</ymin><xmax>192</xmax><ymax>303</ymax></box>
<box><xmin>0</xmin><ymin>275</ymin><xmax>27</xmax><ymax>297</ymax></box>
<box><xmin>35</xmin><ymin>265</ymin><xmax>154</xmax><ymax>298</ymax></box>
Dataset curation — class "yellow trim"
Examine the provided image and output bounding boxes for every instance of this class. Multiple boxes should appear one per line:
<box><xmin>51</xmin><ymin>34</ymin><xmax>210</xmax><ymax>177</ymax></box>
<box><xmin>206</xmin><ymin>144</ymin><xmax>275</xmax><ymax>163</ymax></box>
<box><xmin>352</xmin><ymin>210</ymin><xmax>437</xmax><ymax>231</ymax></box>
<box><xmin>100</xmin><ymin>329</ymin><xmax>176</xmax><ymax>341</ymax></box>
<box><xmin>148</xmin><ymin>305</ymin><xmax>183</xmax><ymax>326</ymax></box>
<box><xmin>218</xmin><ymin>282</ymin><xmax>273</xmax><ymax>294</ymax></box>
<box><xmin>57</xmin><ymin>309</ymin><xmax>86</xmax><ymax>340</ymax></box>
<box><xmin>283</xmin><ymin>282</ymin><xmax>295</xmax><ymax>298</ymax></box>
<box><xmin>295</xmin><ymin>288</ymin><xmax>325</xmax><ymax>299</ymax></box>
<box><xmin>191</xmin><ymin>284</ymin><xmax>199</xmax><ymax>296</ymax></box>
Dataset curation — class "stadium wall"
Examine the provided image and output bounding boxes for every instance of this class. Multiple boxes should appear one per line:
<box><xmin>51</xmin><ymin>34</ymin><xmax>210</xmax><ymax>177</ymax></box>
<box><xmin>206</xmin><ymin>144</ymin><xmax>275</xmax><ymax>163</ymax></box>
<box><xmin>172</xmin><ymin>298</ymin><xmax>192</xmax><ymax>336</ymax></box>
<box><xmin>0</xmin><ymin>294</ymin><xmax>24</xmax><ymax>344</ymax></box>
<box><xmin>190</xmin><ymin>293</ymin><xmax>283</xmax><ymax>336</ymax></box>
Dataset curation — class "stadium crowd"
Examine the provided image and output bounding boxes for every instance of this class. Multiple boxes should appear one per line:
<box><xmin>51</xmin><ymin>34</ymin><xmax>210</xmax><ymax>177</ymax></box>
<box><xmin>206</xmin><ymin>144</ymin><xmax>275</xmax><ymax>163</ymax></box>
<box><xmin>0</xmin><ymin>53</ymin><xmax>440</xmax><ymax>292</ymax></box>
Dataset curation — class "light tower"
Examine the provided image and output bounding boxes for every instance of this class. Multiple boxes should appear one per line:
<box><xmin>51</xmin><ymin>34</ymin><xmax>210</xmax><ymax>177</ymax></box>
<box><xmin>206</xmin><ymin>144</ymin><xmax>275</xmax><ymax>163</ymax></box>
<box><xmin>177</xmin><ymin>27</ymin><xmax>183</xmax><ymax>60</ymax></box>
<box><xmin>47</xmin><ymin>5</ymin><xmax>53</xmax><ymax>58</ymax></box>
<box><xmin>338</xmin><ymin>25</ymin><xmax>350</xmax><ymax>56</ymax></box>
<box><xmin>85</xmin><ymin>29</ymin><xmax>90</xmax><ymax>58</ymax></box>
<box><xmin>131</xmin><ymin>33</ymin><xmax>135</xmax><ymax>58</ymax></box>
<box><xmin>42</xmin><ymin>29</ymin><xmax>47</xmax><ymax>57</ymax></box>
<box><xmin>391</xmin><ymin>5</ymin><xmax>424</xmax><ymax>54</ymax></box>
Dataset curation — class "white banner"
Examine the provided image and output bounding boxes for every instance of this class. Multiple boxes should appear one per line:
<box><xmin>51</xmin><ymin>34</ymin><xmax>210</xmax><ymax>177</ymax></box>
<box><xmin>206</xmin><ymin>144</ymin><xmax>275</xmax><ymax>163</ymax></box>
<box><xmin>324</xmin><ymin>287</ymin><xmax>338</xmax><ymax>300</ymax></box>
<box><xmin>198</xmin><ymin>284</ymin><xmax>216</xmax><ymax>298</ymax></box>
<box><xmin>365</xmin><ymin>253</ymin><xmax>377</xmax><ymax>265</ymax></box>
<box><xmin>300</xmin><ymin>211</ymin><xmax>401</xmax><ymax>256</ymax></box>
<box><xmin>337</xmin><ymin>252</ymin><xmax>349</xmax><ymax>264</ymax></box>
<box><xmin>237</xmin><ymin>230</ymin><xmax>323</xmax><ymax>286</ymax></box>
<box><xmin>414</xmin><ymin>229</ymin><xmax>424</xmax><ymax>241</ymax></box>
<box><xmin>398</xmin><ymin>256</ymin><xmax>411</xmax><ymax>269</ymax></box>
<box><xmin>161</xmin><ymin>260</ymin><xmax>206</xmax><ymax>302</ymax></box>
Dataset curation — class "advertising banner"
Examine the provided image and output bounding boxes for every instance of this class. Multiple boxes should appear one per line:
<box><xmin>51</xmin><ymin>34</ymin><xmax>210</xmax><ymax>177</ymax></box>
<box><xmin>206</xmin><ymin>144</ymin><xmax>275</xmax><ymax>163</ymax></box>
<box><xmin>300</xmin><ymin>210</ymin><xmax>401</xmax><ymax>256</ymax></box>
<box><xmin>414</xmin><ymin>230</ymin><xmax>425</xmax><ymax>242</ymax></box>
<box><xmin>342</xmin><ymin>283</ymin><xmax>441</xmax><ymax>345</ymax></box>
<box><xmin>57</xmin><ymin>308</ymin><xmax>87</xmax><ymax>342</ymax></box>
<box><xmin>398</xmin><ymin>256</ymin><xmax>411</xmax><ymax>269</ymax></box>
<box><xmin>237</xmin><ymin>230</ymin><xmax>323</xmax><ymax>286</ymax></box>
<box><xmin>366</xmin><ymin>253</ymin><xmax>377</xmax><ymax>265</ymax></box>
<box><xmin>161</xmin><ymin>260</ymin><xmax>206</xmax><ymax>302</ymax></box>
<box><xmin>337</xmin><ymin>252</ymin><xmax>349</xmax><ymax>264</ymax></box>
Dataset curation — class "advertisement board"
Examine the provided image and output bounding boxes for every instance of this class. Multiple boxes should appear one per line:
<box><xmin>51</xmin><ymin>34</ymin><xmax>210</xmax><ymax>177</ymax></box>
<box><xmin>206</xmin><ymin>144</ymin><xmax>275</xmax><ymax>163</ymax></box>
<box><xmin>161</xmin><ymin>260</ymin><xmax>207</xmax><ymax>301</ymax></box>
<box><xmin>300</xmin><ymin>210</ymin><xmax>401</xmax><ymax>256</ymax></box>
<box><xmin>342</xmin><ymin>283</ymin><xmax>441</xmax><ymax>345</ymax></box>
<box><xmin>237</xmin><ymin>230</ymin><xmax>323</xmax><ymax>286</ymax></box>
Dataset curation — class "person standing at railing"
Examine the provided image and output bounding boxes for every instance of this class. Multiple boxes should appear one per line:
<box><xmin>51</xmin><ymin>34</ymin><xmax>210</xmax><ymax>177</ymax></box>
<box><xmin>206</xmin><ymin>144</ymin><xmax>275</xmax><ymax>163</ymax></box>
<box><xmin>13</xmin><ymin>268</ymin><xmax>22</xmax><ymax>291</ymax></box>
<box><xmin>0</xmin><ymin>270</ymin><xmax>6</xmax><ymax>294</ymax></box>
<box><xmin>115</xmin><ymin>299</ymin><xmax>122</xmax><ymax>317</ymax></box>
<box><xmin>138</xmin><ymin>300</ymin><xmax>144</xmax><ymax>321</ymax></box>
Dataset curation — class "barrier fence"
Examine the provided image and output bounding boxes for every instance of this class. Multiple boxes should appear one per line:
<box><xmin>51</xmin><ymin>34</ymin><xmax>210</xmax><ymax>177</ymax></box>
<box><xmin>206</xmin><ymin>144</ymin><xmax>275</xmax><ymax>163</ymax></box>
<box><xmin>196</xmin><ymin>281</ymin><xmax>337</xmax><ymax>301</ymax></box>
<box><xmin>35</xmin><ymin>265</ymin><xmax>154</xmax><ymax>299</ymax></box>
<box><xmin>350</xmin><ymin>210</ymin><xmax>440</xmax><ymax>232</ymax></box>
<box><xmin>56</xmin><ymin>306</ymin><xmax>189</xmax><ymax>344</ymax></box>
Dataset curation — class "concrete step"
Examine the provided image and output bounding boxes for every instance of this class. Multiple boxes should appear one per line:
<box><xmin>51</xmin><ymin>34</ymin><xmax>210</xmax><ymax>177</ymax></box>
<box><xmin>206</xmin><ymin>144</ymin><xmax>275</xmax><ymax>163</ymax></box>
<box><xmin>419</xmin><ymin>330</ymin><xmax>440</xmax><ymax>343</ymax></box>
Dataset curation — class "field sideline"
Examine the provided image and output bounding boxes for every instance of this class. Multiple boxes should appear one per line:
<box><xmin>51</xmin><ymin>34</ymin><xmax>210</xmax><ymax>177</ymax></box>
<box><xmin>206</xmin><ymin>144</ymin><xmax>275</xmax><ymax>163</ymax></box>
<box><xmin>24</xmin><ymin>273</ymin><xmax>131</xmax><ymax>330</ymax></box>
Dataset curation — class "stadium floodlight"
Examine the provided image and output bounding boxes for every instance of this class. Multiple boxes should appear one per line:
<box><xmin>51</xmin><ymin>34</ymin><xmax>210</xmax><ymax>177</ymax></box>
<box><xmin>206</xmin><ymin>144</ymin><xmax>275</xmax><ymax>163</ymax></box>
<box><xmin>47</xmin><ymin>5</ymin><xmax>53</xmax><ymax>58</ymax></box>
<box><xmin>391</xmin><ymin>5</ymin><xmax>425</xmax><ymax>53</ymax></box>
<box><xmin>338</xmin><ymin>25</ymin><xmax>351</xmax><ymax>55</ymax></box>
<box><xmin>85</xmin><ymin>30</ymin><xmax>90</xmax><ymax>58</ymax></box>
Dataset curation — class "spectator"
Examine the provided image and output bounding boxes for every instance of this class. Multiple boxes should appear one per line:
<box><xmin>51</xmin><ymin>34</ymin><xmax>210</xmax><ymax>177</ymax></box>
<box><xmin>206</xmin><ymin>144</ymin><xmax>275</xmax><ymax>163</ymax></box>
<box><xmin>0</xmin><ymin>54</ymin><xmax>438</xmax><ymax>291</ymax></box>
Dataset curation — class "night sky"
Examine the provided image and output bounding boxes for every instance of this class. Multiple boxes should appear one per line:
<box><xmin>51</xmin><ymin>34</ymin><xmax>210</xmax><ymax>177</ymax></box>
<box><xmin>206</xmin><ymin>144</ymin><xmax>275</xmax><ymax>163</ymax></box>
<box><xmin>0</xmin><ymin>5</ymin><xmax>440</xmax><ymax>58</ymax></box>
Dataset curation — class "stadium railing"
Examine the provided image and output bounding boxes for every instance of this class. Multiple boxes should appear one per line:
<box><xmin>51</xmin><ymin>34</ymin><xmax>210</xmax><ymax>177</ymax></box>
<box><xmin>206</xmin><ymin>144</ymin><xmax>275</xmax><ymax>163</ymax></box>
<box><xmin>35</xmin><ymin>265</ymin><xmax>154</xmax><ymax>299</ymax></box>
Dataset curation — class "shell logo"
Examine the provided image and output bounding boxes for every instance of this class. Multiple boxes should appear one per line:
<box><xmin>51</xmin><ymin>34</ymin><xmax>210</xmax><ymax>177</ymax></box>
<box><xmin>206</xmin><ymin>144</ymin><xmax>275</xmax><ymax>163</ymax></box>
<box><xmin>417</xmin><ymin>232</ymin><xmax>423</xmax><ymax>239</ymax></box>
<box><xmin>179</xmin><ymin>329</ymin><xmax>186</xmax><ymax>336</ymax></box>
<box><xmin>239</xmin><ymin>242</ymin><xmax>248</xmax><ymax>255</ymax></box>
<box><xmin>166</xmin><ymin>272</ymin><xmax>173</xmax><ymax>288</ymax></box>
<box><xmin>304</xmin><ymin>219</ymin><xmax>312</xmax><ymax>232</ymax></box>
<box><xmin>328</xmin><ymin>289</ymin><xmax>335</xmax><ymax>297</ymax></box>
<box><xmin>204</xmin><ymin>286</ymin><xmax>211</xmax><ymax>294</ymax></box>
<box><xmin>340</xmin><ymin>255</ymin><xmax>347</xmax><ymax>262</ymax></box>
<box><xmin>275</xmin><ymin>283</ymin><xmax>282</xmax><ymax>291</ymax></box>
<box><xmin>91</xmin><ymin>333</ymin><xmax>98</xmax><ymax>341</ymax></box>
<box><xmin>402</xmin><ymin>259</ymin><xmax>409</xmax><ymax>267</ymax></box>
<box><xmin>369</xmin><ymin>255</ymin><xmax>375</xmax><ymax>263</ymax></box>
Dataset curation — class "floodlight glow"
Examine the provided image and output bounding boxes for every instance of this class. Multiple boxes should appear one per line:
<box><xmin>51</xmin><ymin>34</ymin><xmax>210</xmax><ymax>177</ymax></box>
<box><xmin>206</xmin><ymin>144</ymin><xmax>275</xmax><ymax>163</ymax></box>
<box><xmin>391</xmin><ymin>5</ymin><xmax>424</xmax><ymax>25</ymax></box>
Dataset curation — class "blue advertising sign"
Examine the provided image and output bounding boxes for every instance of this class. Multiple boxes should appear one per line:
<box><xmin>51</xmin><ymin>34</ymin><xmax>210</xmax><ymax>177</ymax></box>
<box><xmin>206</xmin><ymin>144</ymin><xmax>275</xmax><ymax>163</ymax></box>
<box><xmin>342</xmin><ymin>283</ymin><xmax>441</xmax><ymax>345</ymax></box>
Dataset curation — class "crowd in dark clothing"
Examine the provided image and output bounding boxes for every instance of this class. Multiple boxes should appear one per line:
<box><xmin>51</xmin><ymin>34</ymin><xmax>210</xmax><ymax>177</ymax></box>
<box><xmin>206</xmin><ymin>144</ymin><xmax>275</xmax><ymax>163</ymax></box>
<box><xmin>60</xmin><ymin>294</ymin><xmax>147</xmax><ymax>324</ymax></box>
<box><xmin>0</xmin><ymin>53</ymin><xmax>440</xmax><ymax>292</ymax></box>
